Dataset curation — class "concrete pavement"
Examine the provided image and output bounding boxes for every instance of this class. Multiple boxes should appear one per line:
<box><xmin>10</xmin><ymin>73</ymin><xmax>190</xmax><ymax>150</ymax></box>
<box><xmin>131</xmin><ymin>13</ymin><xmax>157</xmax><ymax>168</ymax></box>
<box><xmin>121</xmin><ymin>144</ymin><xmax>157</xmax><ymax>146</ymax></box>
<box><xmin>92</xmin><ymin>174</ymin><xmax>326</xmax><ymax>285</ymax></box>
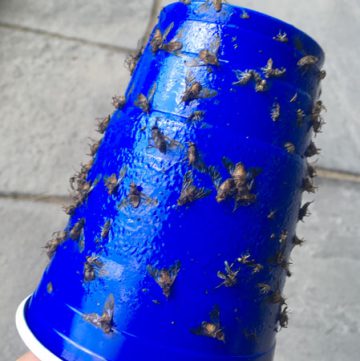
<box><xmin>0</xmin><ymin>1</ymin><xmax>359</xmax><ymax>359</ymax></box>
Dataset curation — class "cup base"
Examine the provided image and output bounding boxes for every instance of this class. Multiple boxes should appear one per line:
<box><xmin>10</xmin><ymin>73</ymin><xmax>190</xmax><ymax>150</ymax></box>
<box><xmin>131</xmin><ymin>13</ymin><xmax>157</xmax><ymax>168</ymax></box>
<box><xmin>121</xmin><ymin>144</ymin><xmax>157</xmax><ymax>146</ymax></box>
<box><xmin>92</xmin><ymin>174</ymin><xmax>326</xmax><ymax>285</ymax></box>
<box><xmin>16</xmin><ymin>295</ymin><xmax>61</xmax><ymax>361</ymax></box>
<box><xmin>16</xmin><ymin>295</ymin><xmax>276</xmax><ymax>361</ymax></box>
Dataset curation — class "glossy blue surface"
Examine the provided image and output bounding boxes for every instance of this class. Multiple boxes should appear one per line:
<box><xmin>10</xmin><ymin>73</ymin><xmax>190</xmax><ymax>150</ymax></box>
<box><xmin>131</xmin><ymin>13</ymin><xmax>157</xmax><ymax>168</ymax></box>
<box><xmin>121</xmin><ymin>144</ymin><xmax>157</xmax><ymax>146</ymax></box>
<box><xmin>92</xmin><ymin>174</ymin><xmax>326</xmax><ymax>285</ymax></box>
<box><xmin>24</xmin><ymin>1</ymin><xmax>324</xmax><ymax>360</ymax></box>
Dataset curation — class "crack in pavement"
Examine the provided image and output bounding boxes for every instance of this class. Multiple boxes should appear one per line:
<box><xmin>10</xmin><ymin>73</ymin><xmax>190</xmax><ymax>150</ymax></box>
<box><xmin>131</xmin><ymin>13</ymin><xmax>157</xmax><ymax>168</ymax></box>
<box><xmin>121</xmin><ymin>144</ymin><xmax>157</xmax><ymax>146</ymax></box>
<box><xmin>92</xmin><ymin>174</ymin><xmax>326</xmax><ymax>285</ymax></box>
<box><xmin>0</xmin><ymin>21</ymin><xmax>134</xmax><ymax>54</ymax></box>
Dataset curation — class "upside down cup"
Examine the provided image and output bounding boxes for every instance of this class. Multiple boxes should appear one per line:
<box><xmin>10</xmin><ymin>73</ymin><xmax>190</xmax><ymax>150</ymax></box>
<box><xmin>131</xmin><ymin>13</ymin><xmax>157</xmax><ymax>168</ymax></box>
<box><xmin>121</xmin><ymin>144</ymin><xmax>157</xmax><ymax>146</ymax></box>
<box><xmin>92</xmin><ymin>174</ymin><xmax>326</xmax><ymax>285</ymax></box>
<box><xmin>16</xmin><ymin>2</ymin><xmax>325</xmax><ymax>361</ymax></box>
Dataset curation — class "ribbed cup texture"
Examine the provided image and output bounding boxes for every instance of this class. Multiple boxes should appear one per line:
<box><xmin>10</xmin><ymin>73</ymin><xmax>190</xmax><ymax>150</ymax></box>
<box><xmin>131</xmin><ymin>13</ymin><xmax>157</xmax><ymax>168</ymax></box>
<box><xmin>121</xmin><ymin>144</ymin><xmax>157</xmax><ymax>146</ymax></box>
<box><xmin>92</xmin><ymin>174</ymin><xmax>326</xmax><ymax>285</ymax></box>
<box><xmin>23</xmin><ymin>2</ymin><xmax>325</xmax><ymax>361</ymax></box>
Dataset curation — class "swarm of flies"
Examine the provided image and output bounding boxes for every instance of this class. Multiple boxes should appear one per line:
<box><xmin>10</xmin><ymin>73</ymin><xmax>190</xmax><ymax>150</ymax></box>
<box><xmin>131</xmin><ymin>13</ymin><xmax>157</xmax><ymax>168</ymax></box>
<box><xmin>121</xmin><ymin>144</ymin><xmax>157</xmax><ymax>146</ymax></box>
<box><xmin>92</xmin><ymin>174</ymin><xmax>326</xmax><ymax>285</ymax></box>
<box><xmin>304</xmin><ymin>141</ymin><xmax>321</xmax><ymax>158</ymax></box>
<box><xmin>44</xmin><ymin>231</ymin><xmax>67</xmax><ymax>259</ymax></box>
<box><xmin>135</xmin><ymin>83</ymin><xmax>157</xmax><ymax>113</ymax></box>
<box><xmin>262</xmin><ymin>58</ymin><xmax>286</xmax><ymax>78</ymax></box>
<box><xmin>83</xmin><ymin>294</ymin><xmax>115</xmax><ymax>334</ymax></box>
<box><xmin>177</xmin><ymin>171</ymin><xmax>211</xmax><ymax>206</ymax></box>
<box><xmin>273</xmin><ymin>31</ymin><xmax>288</xmax><ymax>43</ymax></box>
<box><xmin>70</xmin><ymin>218</ymin><xmax>85</xmax><ymax>240</ymax></box>
<box><xmin>311</xmin><ymin>100</ymin><xmax>326</xmax><ymax>134</ymax></box>
<box><xmin>147</xmin><ymin>260</ymin><xmax>181</xmax><ymax>298</ymax></box>
<box><xmin>216</xmin><ymin>261</ymin><xmax>240</xmax><ymax>288</ymax></box>
<box><xmin>149</xmin><ymin>121</ymin><xmax>182</xmax><ymax>154</ymax></box>
<box><xmin>185</xmin><ymin>36</ymin><xmax>221</xmax><ymax>67</ymax></box>
<box><xmin>119</xmin><ymin>182</ymin><xmax>158</xmax><ymax>209</ymax></box>
<box><xmin>84</xmin><ymin>255</ymin><xmax>104</xmax><ymax>282</ymax></box>
<box><xmin>233</xmin><ymin>69</ymin><xmax>267</xmax><ymax>92</ymax></box>
<box><xmin>237</xmin><ymin>253</ymin><xmax>263</xmax><ymax>274</ymax></box>
<box><xmin>209</xmin><ymin>157</ymin><xmax>261</xmax><ymax>211</ymax></box>
<box><xmin>112</xmin><ymin>95</ymin><xmax>126</xmax><ymax>110</ymax></box>
<box><xmin>151</xmin><ymin>22</ymin><xmax>183</xmax><ymax>54</ymax></box>
<box><xmin>192</xmin><ymin>306</ymin><xmax>225</xmax><ymax>342</ymax></box>
<box><xmin>125</xmin><ymin>44</ymin><xmax>144</xmax><ymax>75</ymax></box>
<box><xmin>187</xmin><ymin>142</ymin><xmax>207</xmax><ymax>172</ymax></box>
<box><xmin>298</xmin><ymin>201</ymin><xmax>313</xmax><ymax>222</ymax></box>
<box><xmin>181</xmin><ymin>72</ymin><xmax>217</xmax><ymax>103</ymax></box>
<box><xmin>104</xmin><ymin>166</ymin><xmax>127</xmax><ymax>195</ymax></box>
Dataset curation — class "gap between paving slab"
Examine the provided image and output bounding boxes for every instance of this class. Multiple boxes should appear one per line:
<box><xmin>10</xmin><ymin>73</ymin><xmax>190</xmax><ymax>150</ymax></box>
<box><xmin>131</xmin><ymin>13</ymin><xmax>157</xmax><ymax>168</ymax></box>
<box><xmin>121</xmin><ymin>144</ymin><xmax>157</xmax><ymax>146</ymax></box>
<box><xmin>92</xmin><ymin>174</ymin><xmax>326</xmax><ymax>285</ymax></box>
<box><xmin>0</xmin><ymin>0</ymin><xmax>156</xmax><ymax>51</ymax></box>
<box><xmin>0</xmin><ymin>167</ymin><xmax>359</xmax><ymax>206</ymax></box>
<box><xmin>0</xmin><ymin>22</ymin><xmax>133</xmax><ymax>54</ymax></box>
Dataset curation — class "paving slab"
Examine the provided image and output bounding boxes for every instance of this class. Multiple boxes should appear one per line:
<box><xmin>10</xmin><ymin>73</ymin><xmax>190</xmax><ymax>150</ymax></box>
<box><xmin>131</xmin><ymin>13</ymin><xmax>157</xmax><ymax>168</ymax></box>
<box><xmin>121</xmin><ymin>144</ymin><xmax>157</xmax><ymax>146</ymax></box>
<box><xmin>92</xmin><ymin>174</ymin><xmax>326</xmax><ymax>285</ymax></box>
<box><xmin>276</xmin><ymin>177</ymin><xmax>360</xmax><ymax>361</ymax></box>
<box><xmin>0</xmin><ymin>199</ymin><xmax>67</xmax><ymax>360</ymax></box>
<box><xmin>0</xmin><ymin>27</ymin><xmax>130</xmax><ymax>196</ymax></box>
<box><xmin>0</xmin><ymin>0</ymin><xmax>154</xmax><ymax>50</ymax></box>
<box><xmin>160</xmin><ymin>0</ymin><xmax>360</xmax><ymax>174</ymax></box>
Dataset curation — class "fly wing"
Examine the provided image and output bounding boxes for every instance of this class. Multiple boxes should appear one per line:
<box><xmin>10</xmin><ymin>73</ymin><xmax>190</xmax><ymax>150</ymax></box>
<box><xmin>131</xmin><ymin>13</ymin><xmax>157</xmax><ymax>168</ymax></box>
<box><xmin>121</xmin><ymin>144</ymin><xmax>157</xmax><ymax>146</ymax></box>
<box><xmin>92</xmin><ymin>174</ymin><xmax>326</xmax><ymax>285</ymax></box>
<box><xmin>84</xmin><ymin>313</ymin><xmax>101</xmax><ymax>328</ymax></box>
<box><xmin>209</xmin><ymin>305</ymin><xmax>221</xmax><ymax>327</ymax></box>
<box><xmin>185</xmin><ymin>71</ymin><xmax>196</xmax><ymax>86</ymax></box>
<box><xmin>169</xmin><ymin>260</ymin><xmax>181</xmax><ymax>280</ymax></box>
<box><xmin>247</xmin><ymin>167</ymin><xmax>262</xmax><ymax>189</ymax></box>
<box><xmin>194</xmin><ymin>187</ymin><xmax>211</xmax><ymax>201</ymax></box>
<box><xmin>191</xmin><ymin>324</ymin><xmax>205</xmax><ymax>336</ymax></box>
<box><xmin>185</xmin><ymin>58</ymin><xmax>202</xmax><ymax>68</ymax></box>
<box><xmin>118</xmin><ymin>165</ymin><xmax>128</xmax><ymax>184</ymax></box>
<box><xmin>200</xmin><ymin>88</ymin><xmax>218</xmax><ymax>99</ymax></box>
<box><xmin>208</xmin><ymin>166</ymin><xmax>222</xmax><ymax>189</ymax></box>
<box><xmin>183</xmin><ymin>171</ymin><xmax>194</xmax><ymax>189</ymax></box>
<box><xmin>222</xmin><ymin>156</ymin><xmax>235</xmax><ymax>175</ymax></box>
<box><xmin>209</xmin><ymin>36</ymin><xmax>221</xmax><ymax>55</ymax></box>
<box><xmin>248</xmin><ymin>167</ymin><xmax>262</xmax><ymax>178</ymax></box>
<box><xmin>148</xmin><ymin>83</ymin><xmax>157</xmax><ymax>103</ymax></box>
<box><xmin>224</xmin><ymin>261</ymin><xmax>232</xmax><ymax>274</ymax></box>
<box><xmin>167</xmin><ymin>28</ymin><xmax>183</xmax><ymax>46</ymax></box>
<box><xmin>147</xmin><ymin>264</ymin><xmax>160</xmax><ymax>281</ymax></box>
<box><xmin>198</xmin><ymin>1</ymin><xmax>211</xmax><ymax>13</ymax></box>
<box><xmin>103</xmin><ymin>294</ymin><xmax>115</xmax><ymax>320</ymax></box>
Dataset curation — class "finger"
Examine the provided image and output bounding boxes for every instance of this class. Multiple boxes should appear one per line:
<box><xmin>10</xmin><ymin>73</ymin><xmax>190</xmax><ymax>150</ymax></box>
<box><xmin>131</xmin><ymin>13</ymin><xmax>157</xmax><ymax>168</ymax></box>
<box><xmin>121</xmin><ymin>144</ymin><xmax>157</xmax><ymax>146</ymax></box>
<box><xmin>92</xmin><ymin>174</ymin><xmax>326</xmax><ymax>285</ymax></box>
<box><xmin>17</xmin><ymin>352</ymin><xmax>40</xmax><ymax>361</ymax></box>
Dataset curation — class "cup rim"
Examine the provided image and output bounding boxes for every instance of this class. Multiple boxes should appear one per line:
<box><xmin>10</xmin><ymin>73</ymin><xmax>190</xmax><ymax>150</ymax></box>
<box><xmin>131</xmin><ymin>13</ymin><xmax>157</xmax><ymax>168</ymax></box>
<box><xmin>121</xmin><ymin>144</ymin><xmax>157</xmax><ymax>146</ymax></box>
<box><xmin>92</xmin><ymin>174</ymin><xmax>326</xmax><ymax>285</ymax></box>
<box><xmin>16</xmin><ymin>295</ymin><xmax>61</xmax><ymax>361</ymax></box>
<box><xmin>165</xmin><ymin>0</ymin><xmax>325</xmax><ymax>61</ymax></box>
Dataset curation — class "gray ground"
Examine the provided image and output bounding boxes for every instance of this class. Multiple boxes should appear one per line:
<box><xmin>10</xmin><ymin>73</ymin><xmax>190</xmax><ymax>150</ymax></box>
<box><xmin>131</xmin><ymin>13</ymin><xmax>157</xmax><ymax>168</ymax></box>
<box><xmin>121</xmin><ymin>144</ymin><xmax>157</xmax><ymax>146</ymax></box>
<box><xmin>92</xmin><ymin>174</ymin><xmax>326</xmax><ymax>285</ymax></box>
<box><xmin>0</xmin><ymin>1</ymin><xmax>359</xmax><ymax>360</ymax></box>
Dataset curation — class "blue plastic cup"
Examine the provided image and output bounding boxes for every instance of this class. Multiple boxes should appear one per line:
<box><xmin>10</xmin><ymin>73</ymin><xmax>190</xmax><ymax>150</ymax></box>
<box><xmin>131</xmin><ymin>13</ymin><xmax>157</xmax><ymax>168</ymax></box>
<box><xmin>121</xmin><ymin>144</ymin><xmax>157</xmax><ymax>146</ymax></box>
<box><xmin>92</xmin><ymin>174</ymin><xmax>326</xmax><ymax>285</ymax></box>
<box><xmin>16</xmin><ymin>2</ymin><xmax>325</xmax><ymax>360</ymax></box>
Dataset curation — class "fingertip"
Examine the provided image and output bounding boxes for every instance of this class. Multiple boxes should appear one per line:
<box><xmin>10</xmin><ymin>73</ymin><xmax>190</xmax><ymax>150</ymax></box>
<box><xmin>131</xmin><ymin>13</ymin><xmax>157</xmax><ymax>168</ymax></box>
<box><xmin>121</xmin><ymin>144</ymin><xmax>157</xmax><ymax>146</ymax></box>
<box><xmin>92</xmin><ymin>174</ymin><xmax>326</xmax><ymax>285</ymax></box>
<box><xmin>17</xmin><ymin>351</ymin><xmax>40</xmax><ymax>361</ymax></box>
